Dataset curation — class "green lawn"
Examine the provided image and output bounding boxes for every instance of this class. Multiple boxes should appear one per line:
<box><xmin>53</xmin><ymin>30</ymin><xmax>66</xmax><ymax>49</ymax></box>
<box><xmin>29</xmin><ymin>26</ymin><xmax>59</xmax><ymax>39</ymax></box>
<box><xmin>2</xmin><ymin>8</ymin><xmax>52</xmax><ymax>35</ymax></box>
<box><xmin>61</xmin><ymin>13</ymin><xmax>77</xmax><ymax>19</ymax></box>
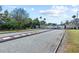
<box><xmin>65</xmin><ymin>30</ymin><xmax>79</xmax><ymax>53</ymax></box>
<box><xmin>0</xmin><ymin>29</ymin><xmax>32</xmax><ymax>34</ymax></box>
<box><xmin>0</xmin><ymin>29</ymin><xmax>42</xmax><ymax>34</ymax></box>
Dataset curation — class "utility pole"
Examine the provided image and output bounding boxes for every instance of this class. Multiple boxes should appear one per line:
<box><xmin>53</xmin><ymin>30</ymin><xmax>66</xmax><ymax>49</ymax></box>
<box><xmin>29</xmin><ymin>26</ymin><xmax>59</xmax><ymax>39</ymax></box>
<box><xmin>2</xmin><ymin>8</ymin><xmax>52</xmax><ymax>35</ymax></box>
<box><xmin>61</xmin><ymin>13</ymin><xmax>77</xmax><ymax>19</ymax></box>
<box><xmin>77</xmin><ymin>11</ymin><xmax>79</xmax><ymax>18</ymax></box>
<box><xmin>76</xmin><ymin>11</ymin><xmax>79</xmax><ymax>29</ymax></box>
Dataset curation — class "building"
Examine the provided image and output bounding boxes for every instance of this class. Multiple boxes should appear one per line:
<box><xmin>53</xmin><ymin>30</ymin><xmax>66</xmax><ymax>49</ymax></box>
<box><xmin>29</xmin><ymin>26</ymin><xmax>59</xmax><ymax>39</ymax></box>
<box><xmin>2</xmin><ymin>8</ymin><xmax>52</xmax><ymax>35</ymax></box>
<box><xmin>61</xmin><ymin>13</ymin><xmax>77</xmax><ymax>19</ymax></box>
<box><xmin>66</xmin><ymin>18</ymin><xmax>79</xmax><ymax>29</ymax></box>
<box><xmin>0</xmin><ymin>20</ymin><xmax>6</xmax><ymax>24</ymax></box>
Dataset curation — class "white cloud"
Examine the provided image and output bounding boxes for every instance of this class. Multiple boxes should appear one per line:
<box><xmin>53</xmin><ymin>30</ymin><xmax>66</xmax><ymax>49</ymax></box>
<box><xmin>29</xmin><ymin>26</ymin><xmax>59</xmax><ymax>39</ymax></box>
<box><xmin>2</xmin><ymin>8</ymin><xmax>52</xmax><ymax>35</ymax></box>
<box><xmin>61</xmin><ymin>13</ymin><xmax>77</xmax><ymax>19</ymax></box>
<box><xmin>72</xmin><ymin>5</ymin><xmax>78</xmax><ymax>7</ymax></box>
<box><xmin>72</xmin><ymin>8</ymin><xmax>78</xmax><ymax>12</ymax></box>
<box><xmin>7</xmin><ymin>6</ymin><xmax>17</xmax><ymax>10</ymax></box>
<box><xmin>24</xmin><ymin>8</ymin><xmax>27</xmax><ymax>10</ymax></box>
<box><xmin>39</xmin><ymin>5</ymin><xmax>68</xmax><ymax>17</ymax></box>
<box><xmin>31</xmin><ymin>8</ymin><xmax>34</xmax><ymax>11</ymax></box>
<box><xmin>52</xmin><ymin>5</ymin><xmax>68</xmax><ymax>11</ymax></box>
<box><xmin>39</xmin><ymin>9</ymin><xmax>63</xmax><ymax>16</ymax></box>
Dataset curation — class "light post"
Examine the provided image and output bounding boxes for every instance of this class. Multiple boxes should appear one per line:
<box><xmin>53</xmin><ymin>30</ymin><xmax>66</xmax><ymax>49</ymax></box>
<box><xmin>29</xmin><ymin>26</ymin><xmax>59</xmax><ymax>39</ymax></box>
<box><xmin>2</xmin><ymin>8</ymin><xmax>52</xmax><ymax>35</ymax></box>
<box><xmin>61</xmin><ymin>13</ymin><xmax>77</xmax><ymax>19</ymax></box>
<box><xmin>77</xmin><ymin>11</ymin><xmax>79</xmax><ymax>18</ymax></box>
<box><xmin>76</xmin><ymin>11</ymin><xmax>79</xmax><ymax>29</ymax></box>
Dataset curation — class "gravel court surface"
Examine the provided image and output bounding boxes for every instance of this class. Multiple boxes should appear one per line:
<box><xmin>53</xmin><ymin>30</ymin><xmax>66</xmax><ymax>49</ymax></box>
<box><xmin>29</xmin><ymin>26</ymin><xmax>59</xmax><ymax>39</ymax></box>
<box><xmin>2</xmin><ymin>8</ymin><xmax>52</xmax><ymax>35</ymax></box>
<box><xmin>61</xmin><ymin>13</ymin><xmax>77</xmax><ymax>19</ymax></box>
<box><xmin>0</xmin><ymin>30</ymin><xmax>64</xmax><ymax>53</ymax></box>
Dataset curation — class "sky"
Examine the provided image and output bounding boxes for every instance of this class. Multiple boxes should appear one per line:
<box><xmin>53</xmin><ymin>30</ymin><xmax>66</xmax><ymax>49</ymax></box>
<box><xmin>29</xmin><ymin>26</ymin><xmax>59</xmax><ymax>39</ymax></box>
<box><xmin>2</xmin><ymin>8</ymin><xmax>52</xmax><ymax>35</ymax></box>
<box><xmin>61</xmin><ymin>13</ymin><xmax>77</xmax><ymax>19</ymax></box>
<box><xmin>1</xmin><ymin>5</ymin><xmax>79</xmax><ymax>24</ymax></box>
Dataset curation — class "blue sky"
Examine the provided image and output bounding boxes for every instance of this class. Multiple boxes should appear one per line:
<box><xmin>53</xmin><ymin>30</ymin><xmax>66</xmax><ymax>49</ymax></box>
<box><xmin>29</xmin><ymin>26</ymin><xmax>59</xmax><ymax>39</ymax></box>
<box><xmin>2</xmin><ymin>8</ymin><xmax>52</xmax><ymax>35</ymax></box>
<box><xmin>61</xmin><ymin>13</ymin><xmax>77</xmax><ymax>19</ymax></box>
<box><xmin>1</xmin><ymin>5</ymin><xmax>79</xmax><ymax>24</ymax></box>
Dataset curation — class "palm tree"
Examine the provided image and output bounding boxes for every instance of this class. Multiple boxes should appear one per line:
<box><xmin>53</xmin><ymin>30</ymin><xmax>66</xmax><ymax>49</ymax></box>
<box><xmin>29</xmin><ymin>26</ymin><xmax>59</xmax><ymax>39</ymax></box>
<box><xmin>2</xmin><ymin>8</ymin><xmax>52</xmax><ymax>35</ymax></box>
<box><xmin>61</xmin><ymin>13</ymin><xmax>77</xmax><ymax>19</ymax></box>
<box><xmin>44</xmin><ymin>18</ymin><xmax>46</xmax><ymax>20</ymax></box>
<box><xmin>40</xmin><ymin>16</ymin><xmax>42</xmax><ymax>19</ymax></box>
<box><xmin>72</xmin><ymin>15</ymin><xmax>76</xmax><ymax>19</ymax></box>
<box><xmin>72</xmin><ymin>15</ymin><xmax>79</xmax><ymax>29</ymax></box>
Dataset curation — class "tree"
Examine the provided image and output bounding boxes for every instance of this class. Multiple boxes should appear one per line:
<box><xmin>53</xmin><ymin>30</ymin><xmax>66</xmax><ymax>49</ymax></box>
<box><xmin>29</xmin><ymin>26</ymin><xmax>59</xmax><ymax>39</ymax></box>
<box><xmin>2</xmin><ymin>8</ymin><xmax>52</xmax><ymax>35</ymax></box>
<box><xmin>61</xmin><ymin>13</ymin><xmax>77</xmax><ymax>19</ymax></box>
<box><xmin>40</xmin><ymin>20</ymin><xmax>46</xmax><ymax>25</ymax></box>
<box><xmin>23</xmin><ymin>18</ymin><xmax>33</xmax><ymax>28</ymax></box>
<box><xmin>72</xmin><ymin>15</ymin><xmax>76</xmax><ymax>19</ymax></box>
<box><xmin>2</xmin><ymin>10</ymin><xmax>12</xmax><ymax>22</ymax></box>
<box><xmin>40</xmin><ymin>16</ymin><xmax>42</xmax><ymax>19</ymax></box>
<box><xmin>72</xmin><ymin>15</ymin><xmax>79</xmax><ymax>26</ymax></box>
<box><xmin>11</xmin><ymin>8</ymin><xmax>29</xmax><ymax>21</ymax></box>
<box><xmin>4</xmin><ymin>10</ymin><xmax>9</xmax><ymax>17</ymax></box>
<box><xmin>0</xmin><ymin>6</ymin><xmax>2</xmax><ymax>19</ymax></box>
<box><xmin>47</xmin><ymin>23</ymin><xmax>57</xmax><ymax>26</ymax></box>
<box><xmin>32</xmin><ymin>18</ymin><xmax>40</xmax><ymax>28</ymax></box>
<box><xmin>65</xmin><ymin>20</ymin><xmax>69</xmax><ymax>25</ymax></box>
<box><xmin>44</xmin><ymin>18</ymin><xmax>46</xmax><ymax>20</ymax></box>
<box><xmin>0</xmin><ymin>6</ymin><xmax>2</xmax><ymax>12</ymax></box>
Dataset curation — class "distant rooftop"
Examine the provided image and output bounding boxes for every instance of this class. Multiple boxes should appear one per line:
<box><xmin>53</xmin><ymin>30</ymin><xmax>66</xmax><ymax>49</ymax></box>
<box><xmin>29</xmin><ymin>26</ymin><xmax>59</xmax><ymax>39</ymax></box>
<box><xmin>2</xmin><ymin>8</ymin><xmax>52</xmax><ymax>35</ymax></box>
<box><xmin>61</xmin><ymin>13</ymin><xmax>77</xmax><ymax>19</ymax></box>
<box><xmin>0</xmin><ymin>20</ymin><xmax>6</xmax><ymax>24</ymax></box>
